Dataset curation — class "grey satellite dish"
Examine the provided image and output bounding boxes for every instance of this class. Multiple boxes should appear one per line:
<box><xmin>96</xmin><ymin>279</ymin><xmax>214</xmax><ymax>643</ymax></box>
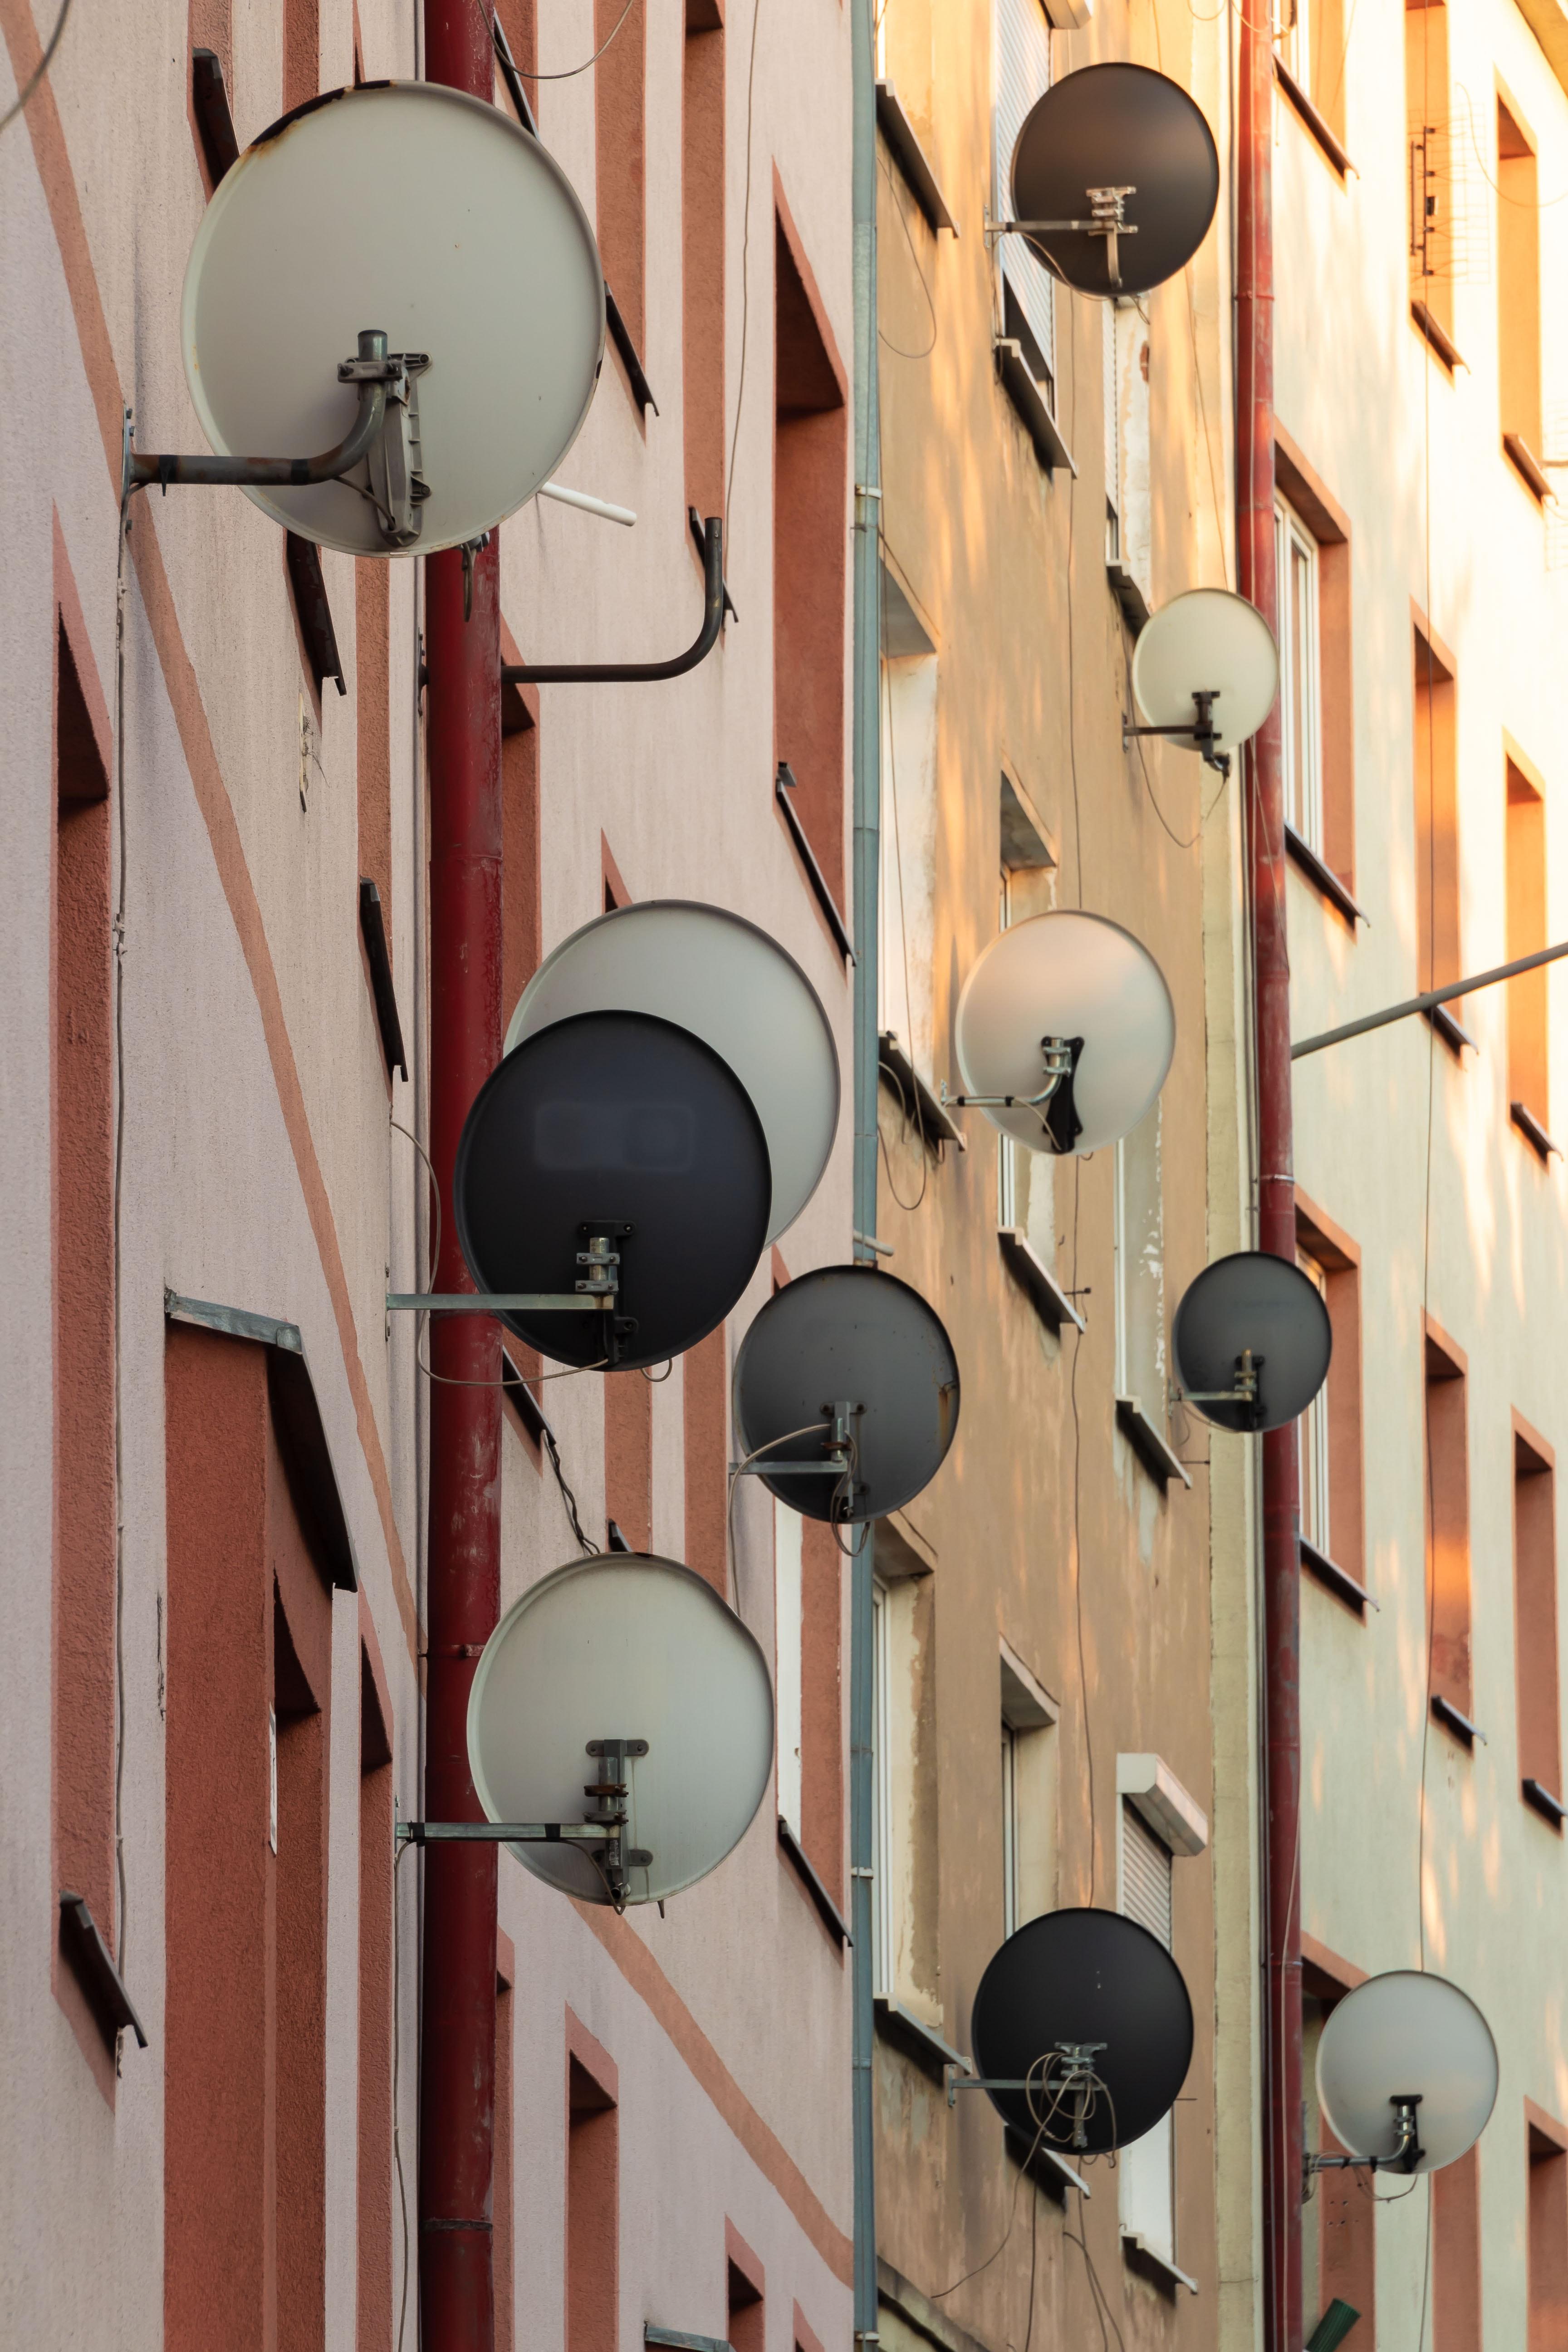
<box><xmin>1132</xmin><ymin>590</ymin><xmax>1279</xmax><ymax>761</ymax></box>
<box><xmin>181</xmin><ymin>81</ymin><xmax>604</xmax><ymax>554</ymax></box>
<box><xmin>505</xmin><ymin>902</ymin><xmax>839</xmax><ymax>1245</ymax></box>
<box><xmin>455</xmin><ymin>1009</ymin><xmax>770</xmax><ymax>1371</ymax></box>
<box><xmin>731</xmin><ymin>1266</ymin><xmax>960</xmax><ymax>1524</ymax></box>
<box><xmin>469</xmin><ymin>1554</ymin><xmax>774</xmax><ymax>1908</ymax></box>
<box><xmin>1172</xmin><ymin>1251</ymin><xmax>1331</xmax><ymax>1433</ymax></box>
<box><xmin>953</xmin><ymin>909</ymin><xmax>1175</xmax><ymax>1156</ymax></box>
<box><xmin>970</xmin><ymin>1909</ymin><xmax>1194</xmax><ymax>2153</ymax></box>
<box><xmin>1010</xmin><ymin>64</ymin><xmax>1220</xmax><ymax>298</ymax></box>
<box><xmin>1317</xmin><ymin>1971</ymin><xmax>1498</xmax><ymax>2175</ymax></box>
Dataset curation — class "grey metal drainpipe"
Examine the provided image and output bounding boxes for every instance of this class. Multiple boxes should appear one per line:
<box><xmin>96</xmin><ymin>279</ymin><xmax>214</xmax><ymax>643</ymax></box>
<box><xmin>849</xmin><ymin>0</ymin><xmax>882</xmax><ymax>2339</ymax></box>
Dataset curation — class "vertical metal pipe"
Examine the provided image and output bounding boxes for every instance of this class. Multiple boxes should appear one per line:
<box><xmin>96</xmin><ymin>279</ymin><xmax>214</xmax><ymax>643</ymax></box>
<box><xmin>849</xmin><ymin>0</ymin><xmax>882</xmax><ymax>2339</ymax></box>
<box><xmin>1235</xmin><ymin>12</ymin><xmax>1301</xmax><ymax>2351</ymax></box>
<box><xmin>419</xmin><ymin>8</ymin><xmax>503</xmax><ymax>2351</ymax></box>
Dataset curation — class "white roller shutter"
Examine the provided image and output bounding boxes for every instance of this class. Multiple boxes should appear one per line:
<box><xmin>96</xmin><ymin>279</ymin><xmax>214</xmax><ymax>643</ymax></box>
<box><xmin>1121</xmin><ymin>1802</ymin><xmax>1173</xmax><ymax>1948</ymax></box>
<box><xmin>994</xmin><ymin>0</ymin><xmax>1055</xmax><ymax>381</ymax></box>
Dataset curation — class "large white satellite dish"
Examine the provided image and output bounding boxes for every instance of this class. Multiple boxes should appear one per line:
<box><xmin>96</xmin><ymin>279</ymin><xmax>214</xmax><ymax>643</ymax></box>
<box><xmin>505</xmin><ymin>902</ymin><xmax>840</xmax><ymax>1244</ymax></box>
<box><xmin>468</xmin><ymin>1554</ymin><xmax>774</xmax><ymax>1908</ymax></box>
<box><xmin>181</xmin><ymin>81</ymin><xmax>604</xmax><ymax>554</ymax></box>
<box><xmin>1132</xmin><ymin>589</ymin><xmax>1279</xmax><ymax>760</ymax></box>
<box><xmin>1316</xmin><ymin>1970</ymin><xmax>1499</xmax><ymax>2175</ymax></box>
<box><xmin>954</xmin><ymin>909</ymin><xmax>1175</xmax><ymax>1155</ymax></box>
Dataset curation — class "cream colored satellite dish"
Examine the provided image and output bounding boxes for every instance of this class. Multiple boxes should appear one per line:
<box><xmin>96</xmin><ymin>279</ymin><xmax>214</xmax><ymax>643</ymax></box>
<box><xmin>953</xmin><ymin>909</ymin><xmax>1175</xmax><ymax>1155</ymax></box>
<box><xmin>181</xmin><ymin>81</ymin><xmax>604</xmax><ymax>554</ymax></box>
<box><xmin>1316</xmin><ymin>1971</ymin><xmax>1498</xmax><ymax>2175</ymax></box>
<box><xmin>505</xmin><ymin>902</ymin><xmax>840</xmax><ymax>1244</ymax></box>
<box><xmin>1132</xmin><ymin>589</ymin><xmax>1279</xmax><ymax>760</ymax></box>
<box><xmin>468</xmin><ymin>1554</ymin><xmax>774</xmax><ymax>1908</ymax></box>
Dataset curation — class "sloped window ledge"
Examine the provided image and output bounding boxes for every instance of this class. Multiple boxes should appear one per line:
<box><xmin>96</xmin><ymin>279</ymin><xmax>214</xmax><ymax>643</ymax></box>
<box><xmin>1512</xmin><ymin>1101</ymin><xmax>1562</xmax><ymax>1162</ymax></box>
<box><xmin>1274</xmin><ymin>55</ymin><xmax>1352</xmax><ymax>178</ymax></box>
<box><xmin>876</xmin><ymin>83</ymin><xmax>957</xmax><ymax>234</ymax></box>
<box><xmin>1504</xmin><ymin>432</ymin><xmax>1553</xmax><ymax>503</ymax></box>
<box><xmin>995</xmin><ymin>339</ymin><xmax>1077</xmax><ymax>475</ymax></box>
<box><xmin>1000</xmin><ymin>1227</ymin><xmax>1085</xmax><ymax>1333</ymax></box>
<box><xmin>1108</xmin><ymin>560</ymin><xmax>1151</xmax><ymax>631</ymax></box>
<box><xmin>1411</xmin><ymin>300</ymin><xmax>1465</xmax><ymax>373</ymax></box>
<box><xmin>1523</xmin><ymin>1777</ymin><xmax>1568</xmax><ymax>1830</ymax></box>
<box><xmin>1116</xmin><ymin>1396</ymin><xmax>1192</xmax><ymax>1490</ymax></box>
<box><xmin>1299</xmin><ymin>1536</ymin><xmax>1378</xmax><ymax>1615</ymax></box>
<box><xmin>1122</xmin><ymin>2231</ymin><xmax>1199</xmax><ymax>2296</ymax></box>
<box><xmin>1432</xmin><ymin>1692</ymin><xmax>1485</xmax><ymax>1749</ymax></box>
<box><xmin>1285</xmin><ymin>824</ymin><xmax>1367</xmax><ymax>930</ymax></box>
<box><xmin>880</xmin><ymin>1029</ymin><xmax>965</xmax><ymax>1149</ymax></box>
<box><xmin>874</xmin><ymin>1994</ymin><xmax>967</xmax><ymax>2081</ymax></box>
<box><xmin>1426</xmin><ymin>1001</ymin><xmax>1475</xmax><ymax>1058</ymax></box>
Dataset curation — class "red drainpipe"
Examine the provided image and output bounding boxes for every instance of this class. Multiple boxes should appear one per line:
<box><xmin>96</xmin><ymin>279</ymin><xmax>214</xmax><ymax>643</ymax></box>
<box><xmin>420</xmin><ymin>6</ymin><xmax>503</xmax><ymax>2347</ymax></box>
<box><xmin>1236</xmin><ymin>14</ymin><xmax>1301</xmax><ymax>2352</ymax></box>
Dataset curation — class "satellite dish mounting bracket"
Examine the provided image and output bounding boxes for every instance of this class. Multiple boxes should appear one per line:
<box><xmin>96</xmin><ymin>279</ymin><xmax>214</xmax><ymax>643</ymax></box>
<box><xmin>1175</xmin><ymin>1346</ymin><xmax>1263</xmax><ymax>1429</ymax></box>
<box><xmin>942</xmin><ymin>1035</ymin><xmax>1084</xmax><ymax>1152</ymax></box>
<box><xmin>987</xmin><ymin>186</ymin><xmax>1139</xmax><ymax>288</ymax></box>
<box><xmin>1123</xmin><ymin>687</ymin><xmax>1231</xmax><ymax>777</ymax></box>
<box><xmin>122</xmin><ymin>330</ymin><xmax>432</xmax><ymax>549</ymax></box>
<box><xmin>1306</xmin><ymin>2093</ymin><xmax>1425</xmax><ymax>2180</ymax></box>
<box><xmin>948</xmin><ymin>2040</ymin><xmax>1110</xmax><ymax>2150</ymax></box>
<box><xmin>386</xmin><ymin>1224</ymin><xmax>629</xmax><ymax>1350</ymax></box>
<box><xmin>399</xmin><ymin>1735</ymin><xmax>653</xmax><ymax>1910</ymax></box>
<box><xmin>500</xmin><ymin>518</ymin><xmax>725</xmax><ymax>685</ymax></box>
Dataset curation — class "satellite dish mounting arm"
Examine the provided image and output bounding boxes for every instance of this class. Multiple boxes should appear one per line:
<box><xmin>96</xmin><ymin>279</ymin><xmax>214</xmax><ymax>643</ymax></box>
<box><xmin>941</xmin><ymin>1035</ymin><xmax>1085</xmax><ymax>1152</ymax></box>
<box><xmin>987</xmin><ymin>186</ymin><xmax>1138</xmax><ymax>288</ymax></box>
<box><xmin>501</xmin><ymin>518</ymin><xmax>725</xmax><ymax>685</ymax></box>
<box><xmin>1307</xmin><ymin>2094</ymin><xmax>1424</xmax><ymax>2180</ymax></box>
<box><xmin>122</xmin><ymin>330</ymin><xmax>432</xmax><ymax>548</ymax></box>
<box><xmin>1123</xmin><ymin>687</ymin><xmax>1231</xmax><ymax>776</ymax></box>
<box><xmin>1176</xmin><ymin>1347</ymin><xmax>1264</xmax><ymax>1427</ymax></box>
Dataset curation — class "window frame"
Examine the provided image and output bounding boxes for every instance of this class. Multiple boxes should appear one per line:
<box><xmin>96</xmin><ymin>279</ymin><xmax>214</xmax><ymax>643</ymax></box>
<box><xmin>1275</xmin><ymin>493</ymin><xmax>1324</xmax><ymax>855</ymax></box>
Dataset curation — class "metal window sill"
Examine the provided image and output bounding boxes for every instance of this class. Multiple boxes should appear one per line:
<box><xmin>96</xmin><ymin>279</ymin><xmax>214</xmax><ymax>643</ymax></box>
<box><xmin>1273</xmin><ymin>54</ymin><xmax>1352</xmax><ymax>178</ymax></box>
<box><xmin>59</xmin><ymin>1894</ymin><xmax>148</xmax><ymax>2050</ymax></box>
<box><xmin>994</xmin><ymin>339</ymin><xmax>1077</xmax><ymax>476</ymax></box>
<box><xmin>604</xmin><ymin>283</ymin><xmax>657</xmax><ymax>416</ymax></box>
<box><xmin>775</xmin><ymin>764</ymin><xmax>855</xmax><ymax>963</ymax></box>
<box><xmin>778</xmin><ymin>1818</ymin><xmax>850</xmax><ymax>1946</ymax></box>
<box><xmin>1284</xmin><ymin>825</ymin><xmax>1367</xmax><ymax>930</ymax></box>
<box><xmin>1008</xmin><ymin>2129</ymin><xmax>1092</xmax><ymax>2199</ymax></box>
<box><xmin>1426</xmin><ymin>1000</ymin><xmax>1475</xmax><ymax>1057</ymax></box>
<box><xmin>1523</xmin><ymin>1777</ymin><xmax>1568</xmax><ymax>1829</ymax></box>
<box><xmin>1511</xmin><ymin>1101</ymin><xmax>1562</xmax><ymax>1161</ymax></box>
<box><xmin>1410</xmin><ymin>299</ymin><xmax>1465</xmax><ymax>373</ymax></box>
<box><xmin>1432</xmin><ymin>1692</ymin><xmax>1485</xmax><ymax>1748</ymax></box>
<box><xmin>876</xmin><ymin>82</ymin><xmax>957</xmax><ymax>234</ymax></box>
<box><xmin>879</xmin><ymin>1030</ymin><xmax>965</xmax><ymax>1149</ymax></box>
<box><xmin>1107</xmin><ymin>559</ymin><xmax>1151</xmax><ymax>631</ymax></box>
<box><xmin>1116</xmin><ymin>1397</ymin><xmax>1193</xmax><ymax>1490</ymax></box>
<box><xmin>1504</xmin><ymin>432</ymin><xmax>1553</xmax><ymax>504</ymax></box>
<box><xmin>1298</xmin><ymin>1536</ymin><xmax>1377</xmax><ymax>1614</ymax></box>
<box><xmin>1121</xmin><ymin>2230</ymin><xmax>1199</xmax><ymax>2295</ymax></box>
<box><xmin>646</xmin><ymin>2332</ymin><xmax>734</xmax><ymax>2352</ymax></box>
<box><xmin>874</xmin><ymin>1993</ymin><xmax>967</xmax><ymax>2081</ymax></box>
<box><xmin>999</xmin><ymin>1227</ymin><xmax>1085</xmax><ymax>1334</ymax></box>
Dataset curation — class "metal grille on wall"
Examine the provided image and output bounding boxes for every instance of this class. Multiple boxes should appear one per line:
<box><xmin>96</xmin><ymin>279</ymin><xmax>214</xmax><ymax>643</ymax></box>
<box><xmin>1122</xmin><ymin>1803</ymin><xmax>1174</xmax><ymax>1949</ymax></box>
<box><xmin>994</xmin><ymin>0</ymin><xmax>1055</xmax><ymax>385</ymax></box>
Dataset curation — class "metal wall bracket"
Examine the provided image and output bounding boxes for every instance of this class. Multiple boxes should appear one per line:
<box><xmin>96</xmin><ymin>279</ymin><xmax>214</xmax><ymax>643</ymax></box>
<box><xmin>502</xmin><ymin>519</ymin><xmax>725</xmax><ymax>685</ymax></box>
<box><xmin>1122</xmin><ymin>687</ymin><xmax>1230</xmax><ymax>776</ymax></box>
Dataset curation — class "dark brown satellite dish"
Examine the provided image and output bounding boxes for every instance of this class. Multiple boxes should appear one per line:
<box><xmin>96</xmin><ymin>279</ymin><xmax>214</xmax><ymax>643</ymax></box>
<box><xmin>970</xmin><ymin>1908</ymin><xmax>1193</xmax><ymax>2153</ymax></box>
<box><xmin>1173</xmin><ymin>1251</ymin><xmax>1332</xmax><ymax>1433</ymax></box>
<box><xmin>1010</xmin><ymin>64</ymin><xmax>1220</xmax><ymax>298</ymax></box>
<box><xmin>455</xmin><ymin>1009</ymin><xmax>770</xmax><ymax>1372</ymax></box>
<box><xmin>731</xmin><ymin>1265</ymin><xmax>960</xmax><ymax>1524</ymax></box>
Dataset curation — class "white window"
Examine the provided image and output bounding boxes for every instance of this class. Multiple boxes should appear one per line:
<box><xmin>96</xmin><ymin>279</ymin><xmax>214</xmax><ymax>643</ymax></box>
<box><xmin>1297</xmin><ymin>1248</ymin><xmax>1330</xmax><ymax>1556</ymax></box>
<box><xmin>994</xmin><ymin>0</ymin><xmax>1054</xmax><ymax>390</ymax></box>
<box><xmin>1113</xmin><ymin>1103</ymin><xmax>1165</xmax><ymax>1421</ymax></box>
<box><xmin>871</xmin><ymin>1576</ymin><xmax>893</xmax><ymax>1994</ymax></box>
<box><xmin>1118</xmin><ymin>1802</ymin><xmax>1176</xmax><ymax>2258</ymax></box>
<box><xmin>774</xmin><ymin>1502</ymin><xmax>804</xmax><ymax>1838</ymax></box>
<box><xmin>1275</xmin><ymin>495</ymin><xmax>1322</xmax><ymax>852</ymax></box>
<box><xmin>878</xmin><ymin>566</ymin><xmax>939</xmax><ymax>1087</ymax></box>
<box><xmin>1000</xmin><ymin>1646</ymin><xmax>1059</xmax><ymax>1931</ymax></box>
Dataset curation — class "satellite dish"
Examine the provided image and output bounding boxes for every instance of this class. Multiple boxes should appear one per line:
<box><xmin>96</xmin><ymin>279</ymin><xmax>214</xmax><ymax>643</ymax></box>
<box><xmin>1172</xmin><ymin>1252</ymin><xmax>1332</xmax><ymax>1433</ymax></box>
<box><xmin>1132</xmin><ymin>591</ymin><xmax>1279</xmax><ymax>760</ymax></box>
<box><xmin>1317</xmin><ymin>1971</ymin><xmax>1499</xmax><ymax>2175</ymax></box>
<box><xmin>1011</xmin><ymin>64</ymin><xmax>1220</xmax><ymax>298</ymax></box>
<box><xmin>469</xmin><ymin>1553</ymin><xmax>774</xmax><ymax>1907</ymax></box>
<box><xmin>505</xmin><ymin>902</ymin><xmax>839</xmax><ymax>1245</ymax></box>
<box><xmin>970</xmin><ymin>1909</ymin><xmax>1194</xmax><ymax>2153</ymax></box>
<box><xmin>181</xmin><ymin>81</ymin><xmax>604</xmax><ymax>555</ymax></box>
<box><xmin>455</xmin><ymin>1009</ymin><xmax>770</xmax><ymax>1371</ymax></box>
<box><xmin>731</xmin><ymin>1266</ymin><xmax>960</xmax><ymax>1524</ymax></box>
<box><xmin>954</xmin><ymin>910</ymin><xmax>1175</xmax><ymax>1156</ymax></box>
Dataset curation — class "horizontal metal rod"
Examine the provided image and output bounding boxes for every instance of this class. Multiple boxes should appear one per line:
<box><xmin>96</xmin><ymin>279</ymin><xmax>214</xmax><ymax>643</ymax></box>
<box><xmin>386</xmin><ymin>1292</ymin><xmax>612</xmax><ymax>1313</ymax></box>
<box><xmin>126</xmin><ymin>335</ymin><xmax>388</xmax><ymax>493</ymax></box>
<box><xmin>1292</xmin><ymin>936</ymin><xmax>1568</xmax><ymax>1059</ymax></box>
<box><xmin>730</xmin><ymin>1461</ymin><xmax>848</xmax><ymax>1478</ymax></box>
<box><xmin>537</xmin><ymin>478</ymin><xmax>637</xmax><ymax>526</ymax></box>
<box><xmin>397</xmin><ymin>1821</ymin><xmax>619</xmax><ymax>1845</ymax></box>
<box><xmin>503</xmin><ymin>516</ymin><xmax>724</xmax><ymax>684</ymax></box>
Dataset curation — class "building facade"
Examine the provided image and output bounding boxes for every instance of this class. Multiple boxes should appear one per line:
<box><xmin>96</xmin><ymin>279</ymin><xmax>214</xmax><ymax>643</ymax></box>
<box><xmin>868</xmin><ymin>0</ymin><xmax>1252</xmax><ymax>2344</ymax></box>
<box><xmin>1</xmin><ymin>0</ymin><xmax>862</xmax><ymax>2343</ymax></box>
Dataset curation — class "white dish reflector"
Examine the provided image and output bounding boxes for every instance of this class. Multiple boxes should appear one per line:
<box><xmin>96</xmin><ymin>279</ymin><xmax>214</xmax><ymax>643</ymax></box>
<box><xmin>181</xmin><ymin>82</ymin><xmax>605</xmax><ymax>554</ymax></box>
<box><xmin>468</xmin><ymin>1554</ymin><xmax>774</xmax><ymax>1907</ymax></box>
<box><xmin>1316</xmin><ymin>1970</ymin><xmax>1499</xmax><ymax>2175</ymax></box>
<box><xmin>1132</xmin><ymin>589</ymin><xmax>1279</xmax><ymax>758</ymax></box>
<box><xmin>954</xmin><ymin>909</ymin><xmax>1175</xmax><ymax>1155</ymax></box>
<box><xmin>505</xmin><ymin>901</ymin><xmax>840</xmax><ymax>1244</ymax></box>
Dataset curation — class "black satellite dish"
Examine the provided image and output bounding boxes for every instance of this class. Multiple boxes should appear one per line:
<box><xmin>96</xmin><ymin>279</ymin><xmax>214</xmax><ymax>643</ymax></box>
<box><xmin>970</xmin><ymin>1908</ymin><xmax>1194</xmax><ymax>2154</ymax></box>
<box><xmin>731</xmin><ymin>1265</ymin><xmax>960</xmax><ymax>1523</ymax></box>
<box><xmin>455</xmin><ymin>1009</ymin><xmax>770</xmax><ymax>1372</ymax></box>
<box><xmin>1172</xmin><ymin>1250</ymin><xmax>1332</xmax><ymax>1433</ymax></box>
<box><xmin>1010</xmin><ymin>63</ymin><xmax>1220</xmax><ymax>299</ymax></box>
